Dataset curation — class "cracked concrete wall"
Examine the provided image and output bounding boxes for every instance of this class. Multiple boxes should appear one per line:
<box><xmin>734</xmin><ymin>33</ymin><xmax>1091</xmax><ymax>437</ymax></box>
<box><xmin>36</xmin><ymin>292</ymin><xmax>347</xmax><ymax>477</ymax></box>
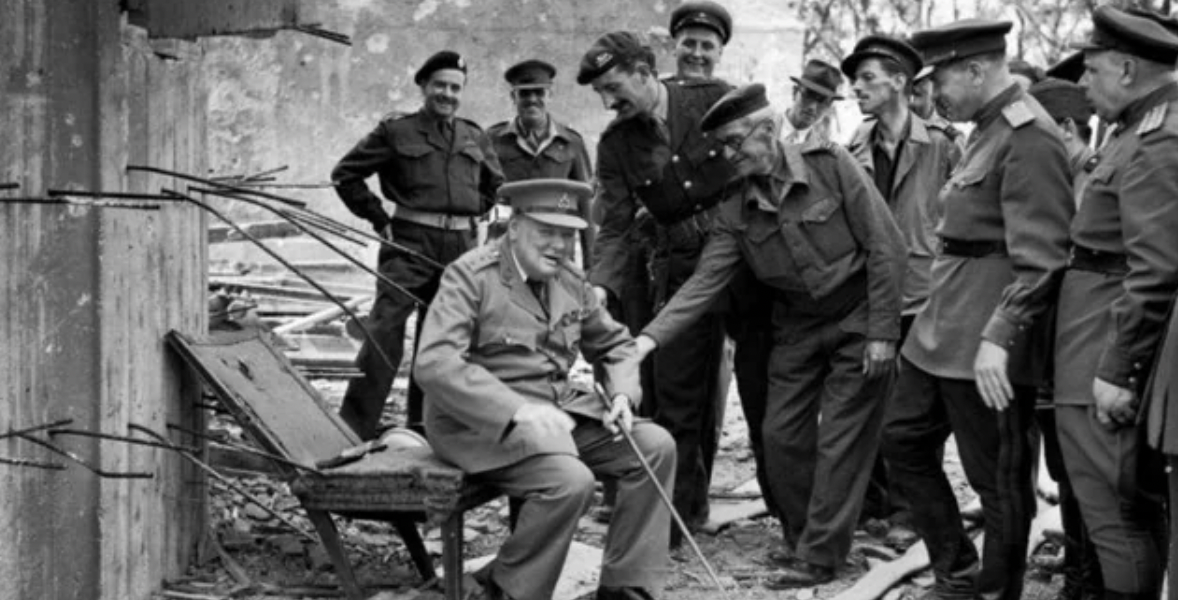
<box><xmin>204</xmin><ymin>0</ymin><xmax>803</xmax><ymax>224</ymax></box>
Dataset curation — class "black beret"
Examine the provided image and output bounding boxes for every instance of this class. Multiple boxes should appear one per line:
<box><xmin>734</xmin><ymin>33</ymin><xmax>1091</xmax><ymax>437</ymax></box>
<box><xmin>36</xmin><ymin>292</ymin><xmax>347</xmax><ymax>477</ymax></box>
<box><xmin>414</xmin><ymin>50</ymin><xmax>466</xmax><ymax>86</ymax></box>
<box><xmin>498</xmin><ymin>179</ymin><xmax>592</xmax><ymax>230</ymax></box>
<box><xmin>1029</xmin><ymin>78</ymin><xmax>1093</xmax><ymax>125</ymax></box>
<box><xmin>911</xmin><ymin>19</ymin><xmax>1013</xmax><ymax>69</ymax></box>
<box><xmin>1046</xmin><ymin>51</ymin><xmax>1086</xmax><ymax>83</ymax></box>
<box><xmin>700</xmin><ymin>83</ymin><xmax>769</xmax><ymax>132</ymax></box>
<box><xmin>1072</xmin><ymin>5</ymin><xmax>1178</xmax><ymax>65</ymax></box>
<box><xmin>1008</xmin><ymin>59</ymin><xmax>1046</xmax><ymax>84</ymax></box>
<box><xmin>577</xmin><ymin>32</ymin><xmax>653</xmax><ymax>85</ymax></box>
<box><xmin>505</xmin><ymin>59</ymin><xmax>556</xmax><ymax>88</ymax></box>
<box><xmin>841</xmin><ymin>34</ymin><xmax>923</xmax><ymax>79</ymax></box>
<box><xmin>670</xmin><ymin>1</ymin><xmax>733</xmax><ymax>45</ymax></box>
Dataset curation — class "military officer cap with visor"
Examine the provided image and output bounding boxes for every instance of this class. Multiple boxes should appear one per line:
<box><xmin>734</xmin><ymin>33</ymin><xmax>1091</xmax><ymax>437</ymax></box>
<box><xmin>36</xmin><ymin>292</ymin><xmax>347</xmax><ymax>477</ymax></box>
<box><xmin>505</xmin><ymin>59</ymin><xmax>557</xmax><ymax>89</ymax></box>
<box><xmin>841</xmin><ymin>34</ymin><xmax>924</xmax><ymax>80</ymax></box>
<box><xmin>669</xmin><ymin>1</ymin><xmax>733</xmax><ymax>45</ymax></box>
<box><xmin>910</xmin><ymin>19</ymin><xmax>1013</xmax><ymax>72</ymax></box>
<box><xmin>414</xmin><ymin>50</ymin><xmax>467</xmax><ymax>85</ymax></box>
<box><xmin>576</xmin><ymin>31</ymin><xmax>655</xmax><ymax>85</ymax></box>
<box><xmin>1071</xmin><ymin>5</ymin><xmax>1178</xmax><ymax>65</ymax></box>
<box><xmin>699</xmin><ymin>83</ymin><xmax>770</xmax><ymax>133</ymax></box>
<box><xmin>499</xmin><ymin>179</ymin><xmax>591</xmax><ymax>230</ymax></box>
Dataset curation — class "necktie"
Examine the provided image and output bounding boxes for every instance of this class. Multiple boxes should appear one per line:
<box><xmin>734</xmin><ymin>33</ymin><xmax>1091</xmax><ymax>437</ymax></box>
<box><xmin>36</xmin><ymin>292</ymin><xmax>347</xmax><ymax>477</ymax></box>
<box><xmin>528</xmin><ymin>280</ymin><xmax>549</xmax><ymax>316</ymax></box>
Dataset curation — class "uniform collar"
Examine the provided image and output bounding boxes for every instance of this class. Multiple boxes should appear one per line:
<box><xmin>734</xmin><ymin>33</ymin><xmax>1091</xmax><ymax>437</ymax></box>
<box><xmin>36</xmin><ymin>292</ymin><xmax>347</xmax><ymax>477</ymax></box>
<box><xmin>653</xmin><ymin>80</ymin><xmax>670</xmax><ymax>123</ymax></box>
<box><xmin>973</xmin><ymin>83</ymin><xmax>1021</xmax><ymax>130</ymax></box>
<box><xmin>1116</xmin><ymin>81</ymin><xmax>1178</xmax><ymax>129</ymax></box>
<box><xmin>746</xmin><ymin>142</ymin><xmax>809</xmax><ymax>209</ymax></box>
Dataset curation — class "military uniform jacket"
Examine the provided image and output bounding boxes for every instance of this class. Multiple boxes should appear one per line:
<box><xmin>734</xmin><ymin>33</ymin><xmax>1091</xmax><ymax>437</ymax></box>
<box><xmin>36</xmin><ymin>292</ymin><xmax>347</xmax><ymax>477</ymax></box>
<box><xmin>1068</xmin><ymin>82</ymin><xmax>1178</xmax><ymax>391</ymax></box>
<box><xmin>331</xmin><ymin>110</ymin><xmax>504</xmax><ymax>232</ymax></box>
<box><xmin>902</xmin><ymin>85</ymin><xmax>1073</xmax><ymax>385</ymax></box>
<box><xmin>642</xmin><ymin>141</ymin><xmax>905</xmax><ymax>346</ymax></box>
<box><xmin>488</xmin><ymin>117</ymin><xmax>596</xmax><ymax>260</ymax></box>
<box><xmin>847</xmin><ymin>113</ymin><xmax>962</xmax><ymax>315</ymax></box>
<box><xmin>590</xmin><ymin>78</ymin><xmax>736</xmax><ymax>297</ymax></box>
<box><xmin>414</xmin><ymin>238</ymin><xmax>641</xmax><ymax>474</ymax></box>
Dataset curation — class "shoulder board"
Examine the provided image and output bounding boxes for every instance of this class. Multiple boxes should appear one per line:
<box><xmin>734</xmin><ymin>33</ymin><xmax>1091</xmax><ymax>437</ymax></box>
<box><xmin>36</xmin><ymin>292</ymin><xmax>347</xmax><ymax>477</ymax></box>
<box><xmin>557</xmin><ymin>122</ymin><xmax>585</xmax><ymax>141</ymax></box>
<box><xmin>487</xmin><ymin>120</ymin><xmax>510</xmax><ymax>132</ymax></box>
<box><xmin>381</xmin><ymin>110</ymin><xmax>411</xmax><ymax>123</ymax></box>
<box><xmin>1136</xmin><ymin>104</ymin><xmax>1168</xmax><ymax>136</ymax></box>
<box><xmin>800</xmin><ymin>139</ymin><xmax>838</xmax><ymax>154</ymax></box>
<box><xmin>464</xmin><ymin>244</ymin><xmax>501</xmax><ymax>272</ymax></box>
<box><xmin>457</xmin><ymin>117</ymin><xmax>485</xmax><ymax>132</ymax></box>
<box><xmin>1001</xmin><ymin>100</ymin><xmax>1035</xmax><ymax>129</ymax></box>
<box><xmin>673</xmin><ymin>77</ymin><xmax>727</xmax><ymax>89</ymax></box>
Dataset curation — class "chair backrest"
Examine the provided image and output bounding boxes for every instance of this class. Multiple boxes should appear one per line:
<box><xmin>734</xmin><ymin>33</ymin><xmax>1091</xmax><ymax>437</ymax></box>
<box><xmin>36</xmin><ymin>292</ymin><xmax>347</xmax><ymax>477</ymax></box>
<box><xmin>167</xmin><ymin>329</ymin><xmax>359</xmax><ymax>475</ymax></box>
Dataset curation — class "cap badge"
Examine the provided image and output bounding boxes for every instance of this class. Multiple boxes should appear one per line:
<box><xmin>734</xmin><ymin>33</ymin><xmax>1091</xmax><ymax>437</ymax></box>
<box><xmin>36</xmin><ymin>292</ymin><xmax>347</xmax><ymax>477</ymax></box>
<box><xmin>557</xmin><ymin>194</ymin><xmax>573</xmax><ymax>210</ymax></box>
<box><xmin>698</xmin><ymin>12</ymin><xmax>707</xmax><ymax>18</ymax></box>
<box><xmin>456</xmin><ymin>56</ymin><xmax>465</xmax><ymax>68</ymax></box>
<box><xmin>595</xmin><ymin>52</ymin><xmax>613</xmax><ymax>68</ymax></box>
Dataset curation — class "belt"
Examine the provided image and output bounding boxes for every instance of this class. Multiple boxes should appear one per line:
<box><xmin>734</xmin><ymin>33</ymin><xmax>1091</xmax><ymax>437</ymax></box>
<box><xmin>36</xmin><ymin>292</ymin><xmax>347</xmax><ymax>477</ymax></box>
<box><xmin>939</xmin><ymin>237</ymin><xmax>1008</xmax><ymax>258</ymax></box>
<box><xmin>657</xmin><ymin>205</ymin><xmax>720</xmax><ymax>248</ymax></box>
<box><xmin>1068</xmin><ymin>245</ymin><xmax>1128</xmax><ymax>275</ymax></box>
<box><xmin>392</xmin><ymin>205</ymin><xmax>478</xmax><ymax>231</ymax></box>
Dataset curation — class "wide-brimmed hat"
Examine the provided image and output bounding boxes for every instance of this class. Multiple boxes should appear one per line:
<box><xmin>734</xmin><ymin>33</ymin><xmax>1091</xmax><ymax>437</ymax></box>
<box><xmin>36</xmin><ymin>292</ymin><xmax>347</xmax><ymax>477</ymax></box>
<box><xmin>790</xmin><ymin>59</ymin><xmax>844</xmax><ymax>100</ymax></box>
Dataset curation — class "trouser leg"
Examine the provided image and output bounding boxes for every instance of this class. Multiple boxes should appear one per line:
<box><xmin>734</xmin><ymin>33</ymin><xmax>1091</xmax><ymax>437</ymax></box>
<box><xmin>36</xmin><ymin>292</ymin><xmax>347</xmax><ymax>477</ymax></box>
<box><xmin>652</xmin><ymin>313</ymin><xmax>724</xmax><ymax>533</ymax></box>
<box><xmin>728</xmin><ymin>270</ymin><xmax>775</xmax><ymax>514</ymax></box>
<box><xmin>792</xmin><ymin>326</ymin><xmax>890</xmax><ymax>568</ymax></box>
<box><xmin>883</xmin><ymin>360</ymin><xmax>978</xmax><ymax>596</ymax></box>
<box><xmin>1168</xmin><ymin>455</ymin><xmax>1178</xmax><ymax>600</ymax></box>
<box><xmin>577</xmin><ymin>420</ymin><xmax>676</xmax><ymax>591</ymax></box>
<box><xmin>472</xmin><ymin>454</ymin><xmax>596</xmax><ymax>600</ymax></box>
<box><xmin>942</xmin><ymin>380</ymin><xmax>1035</xmax><ymax>600</ymax></box>
<box><xmin>1056</xmin><ymin>405</ymin><xmax>1166</xmax><ymax>596</ymax></box>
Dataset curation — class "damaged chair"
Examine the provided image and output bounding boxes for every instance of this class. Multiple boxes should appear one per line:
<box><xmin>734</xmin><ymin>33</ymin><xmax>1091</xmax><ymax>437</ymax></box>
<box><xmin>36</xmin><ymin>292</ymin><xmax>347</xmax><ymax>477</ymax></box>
<box><xmin>167</xmin><ymin>329</ymin><xmax>499</xmax><ymax>600</ymax></box>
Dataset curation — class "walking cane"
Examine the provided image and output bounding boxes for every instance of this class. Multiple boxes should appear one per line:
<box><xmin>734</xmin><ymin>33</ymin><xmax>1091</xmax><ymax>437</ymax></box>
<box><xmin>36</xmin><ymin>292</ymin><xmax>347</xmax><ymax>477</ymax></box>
<box><xmin>593</xmin><ymin>382</ymin><xmax>732</xmax><ymax>596</ymax></box>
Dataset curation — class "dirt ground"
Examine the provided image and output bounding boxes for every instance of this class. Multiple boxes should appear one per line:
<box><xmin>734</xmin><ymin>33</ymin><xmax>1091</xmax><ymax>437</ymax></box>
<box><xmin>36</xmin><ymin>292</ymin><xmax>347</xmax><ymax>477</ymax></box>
<box><xmin>155</xmin><ymin>370</ymin><xmax>1066</xmax><ymax>600</ymax></box>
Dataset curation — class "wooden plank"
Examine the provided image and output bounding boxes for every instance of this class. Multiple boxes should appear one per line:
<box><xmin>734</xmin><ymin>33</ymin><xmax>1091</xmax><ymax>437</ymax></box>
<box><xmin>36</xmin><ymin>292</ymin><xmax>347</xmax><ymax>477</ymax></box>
<box><xmin>143</xmin><ymin>0</ymin><xmax>302</xmax><ymax>39</ymax></box>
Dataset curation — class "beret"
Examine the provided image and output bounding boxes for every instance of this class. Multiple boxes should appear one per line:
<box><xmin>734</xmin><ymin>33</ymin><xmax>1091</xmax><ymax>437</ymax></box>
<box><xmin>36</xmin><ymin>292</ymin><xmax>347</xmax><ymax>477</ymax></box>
<box><xmin>1008</xmin><ymin>59</ymin><xmax>1046</xmax><ymax>84</ymax></box>
<box><xmin>1072</xmin><ymin>5</ymin><xmax>1178</xmax><ymax>65</ymax></box>
<box><xmin>790</xmin><ymin>59</ymin><xmax>844</xmax><ymax>100</ymax></box>
<box><xmin>505</xmin><ymin>59</ymin><xmax>557</xmax><ymax>88</ymax></box>
<box><xmin>1029</xmin><ymin>78</ymin><xmax>1093</xmax><ymax>125</ymax></box>
<box><xmin>498</xmin><ymin>179</ymin><xmax>591</xmax><ymax>230</ymax></box>
<box><xmin>700</xmin><ymin>83</ymin><xmax>769</xmax><ymax>132</ymax></box>
<box><xmin>414</xmin><ymin>50</ymin><xmax>466</xmax><ymax>86</ymax></box>
<box><xmin>1046</xmin><ymin>51</ymin><xmax>1085</xmax><ymax>83</ymax></box>
<box><xmin>670</xmin><ymin>1</ymin><xmax>733</xmax><ymax>45</ymax></box>
<box><xmin>841</xmin><ymin>34</ymin><xmax>923</xmax><ymax>79</ymax></box>
<box><xmin>911</xmin><ymin>19</ymin><xmax>1013</xmax><ymax>69</ymax></box>
<box><xmin>577</xmin><ymin>31</ymin><xmax>654</xmax><ymax>85</ymax></box>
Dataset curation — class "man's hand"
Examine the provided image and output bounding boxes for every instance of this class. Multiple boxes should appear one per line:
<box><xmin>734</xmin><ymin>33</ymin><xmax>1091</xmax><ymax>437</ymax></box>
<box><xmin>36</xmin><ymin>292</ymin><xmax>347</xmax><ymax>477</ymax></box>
<box><xmin>1093</xmin><ymin>377</ymin><xmax>1137</xmax><ymax>430</ymax></box>
<box><xmin>634</xmin><ymin>334</ymin><xmax>658</xmax><ymax>361</ymax></box>
<box><xmin>863</xmin><ymin>340</ymin><xmax>896</xmax><ymax>380</ymax></box>
<box><xmin>381</xmin><ymin>223</ymin><xmax>395</xmax><ymax>243</ymax></box>
<box><xmin>974</xmin><ymin>340</ymin><xmax>1013</xmax><ymax>411</ymax></box>
<box><xmin>592</xmin><ymin>285</ymin><xmax>609</xmax><ymax>307</ymax></box>
<box><xmin>602</xmin><ymin>394</ymin><xmax>634</xmax><ymax>440</ymax></box>
<box><xmin>511</xmin><ymin>403</ymin><xmax>575</xmax><ymax>438</ymax></box>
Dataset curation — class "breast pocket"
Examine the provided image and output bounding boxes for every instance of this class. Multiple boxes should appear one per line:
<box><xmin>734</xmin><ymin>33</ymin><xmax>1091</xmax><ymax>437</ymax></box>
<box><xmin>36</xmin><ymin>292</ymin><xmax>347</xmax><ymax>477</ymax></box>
<box><xmin>740</xmin><ymin>221</ymin><xmax>793</xmax><ymax>280</ymax></box>
<box><xmin>799</xmin><ymin>197</ymin><xmax>856</xmax><ymax>263</ymax></box>
<box><xmin>393</xmin><ymin>141</ymin><xmax>438</xmax><ymax>189</ymax></box>
<box><xmin>453</xmin><ymin>143</ymin><xmax>487</xmax><ymax>194</ymax></box>
<box><xmin>474</xmin><ymin>315</ymin><xmax>538</xmax><ymax>357</ymax></box>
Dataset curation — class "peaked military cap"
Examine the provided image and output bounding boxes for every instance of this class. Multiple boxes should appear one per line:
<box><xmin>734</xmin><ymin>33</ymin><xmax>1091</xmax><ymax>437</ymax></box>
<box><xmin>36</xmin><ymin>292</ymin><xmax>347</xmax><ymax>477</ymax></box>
<box><xmin>1029</xmin><ymin>78</ymin><xmax>1093</xmax><ymax>125</ymax></box>
<box><xmin>790</xmin><ymin>59</ymin><xmax>844</xmax><ymax>100</ymax></box>
<box><xmin>841</xmin><ymin>34</ymin><xmax>924</xmax><ymax>79</ymax></box>
<box><xmin>500</xmin><ymin>179</ymin><xmax>591</xmax><ymax>229</ymax></box>
<box><xmin>505</xmin><ymin>59</ymin><xmax>557</xmax><ymax>88</ymax></box>
<box><xmin>577</xmin><ymin>32</ymin><xmax>654</xmax><ymax>85</ymax></box>
<box><xmin>415</xmin><ymin>50</ymin><xmax>466</xmax><ymax>86</ymax></box>
<box><xmin>911</xmin><ymin>19</ymin><xmax>1013</xmax><ymax>70</ymax></box>
<box><xmin>1072</xmin><ymin>5</ymin><xmax>1178</xmax><ymax>65</ymax></box>
<box><xmin>670</xmin><ymin>1</ymin><xmax>733</xmax><ymax>45</ymax></box>
<box><xmin>700</xmin><ymin>83</ymin><xmax>769</xmax><ymax>132</ymax></box>
<box><xmin>1046</xmin><ymin>51</ymin><xmax>1085</xmax><ymax>83</ymax></box>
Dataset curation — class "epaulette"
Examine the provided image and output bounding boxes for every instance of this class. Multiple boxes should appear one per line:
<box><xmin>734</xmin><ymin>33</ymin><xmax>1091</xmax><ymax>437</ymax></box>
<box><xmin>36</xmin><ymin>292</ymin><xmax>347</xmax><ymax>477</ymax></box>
<box><xmin>671</xmin><ymin>77</ymin><xmax>727</xmax><ymax>89</ymax></box>
<box><xmin>487</xmin><ymin>120</ymin><xmax>510</xmax><ymax>132</ymax></box>
<box><xmin>457</xmin><ymin>116</ymin><xmax>485</xmax><ymax>133</ymax></box>
<box><xmin>1001</xmin><ymin>100</ymin><xmax>1035</xmax><ymax>129</ymax></box>
<box><xmin>381</xmin><ymin>110</ymin><xmax>410</xmax><ymax>123</ymax></box>
<box><xmin>1136</xmin><ymin>103</ymin><xmax>1168</xmax><ymax>136</ymax></box>
<box><xmin>467</xmin><ymin>245</ymin><xmax>502</xmax><ymax>272</ymax></box>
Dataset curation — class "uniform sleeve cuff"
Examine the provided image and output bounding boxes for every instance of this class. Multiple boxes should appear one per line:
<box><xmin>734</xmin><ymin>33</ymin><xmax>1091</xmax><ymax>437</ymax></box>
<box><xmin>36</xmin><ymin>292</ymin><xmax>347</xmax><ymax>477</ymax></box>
<box><xmin>981</xmin><ymin>313</ymin><xmax>1021</xmax><ymax>348</ymax></box>
<box><xmin>1095</xmin><ymin>347</ymin><xmax>1142</xmax><ymax>389</ymax></box>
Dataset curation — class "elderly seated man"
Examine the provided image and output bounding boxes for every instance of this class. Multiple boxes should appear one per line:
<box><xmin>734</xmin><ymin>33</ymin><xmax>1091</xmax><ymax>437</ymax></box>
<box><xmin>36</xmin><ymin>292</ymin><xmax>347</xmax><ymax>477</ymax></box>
<box><xmin>414</xmin><ymin>179</ymin><xmax>676</xmax><ymax>600</ymax></box>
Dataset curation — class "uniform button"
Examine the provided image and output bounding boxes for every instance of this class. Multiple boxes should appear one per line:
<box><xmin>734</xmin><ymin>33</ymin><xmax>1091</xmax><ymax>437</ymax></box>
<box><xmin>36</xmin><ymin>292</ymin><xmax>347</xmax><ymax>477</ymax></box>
<box><xmin>695</xmin><ymin>204</ymin><xmax>702</xmax><ymax>210</ymax></box>
<box><xmin>644</xmin><ymin>179</ymin><xmax>652</xmax><ymax>186</ymax></box>
<box><xmin>1134</xmin><ymin>362</ymin><xmax>1143</xmax><ymax>369</ymax></box>
<box><xmin>684</xmin><ymin>181</ymin><xmax>693</xmax><ymax>190</ymax></box>
<box><xmin>708</xmin><ymin>150</ymin><xmax>717</xmax><ymax>158</ymax></box>
<box><xmin>671</xmin><ymin>155</ymin><xmax>680</xmax><ymax>163</ymax></box>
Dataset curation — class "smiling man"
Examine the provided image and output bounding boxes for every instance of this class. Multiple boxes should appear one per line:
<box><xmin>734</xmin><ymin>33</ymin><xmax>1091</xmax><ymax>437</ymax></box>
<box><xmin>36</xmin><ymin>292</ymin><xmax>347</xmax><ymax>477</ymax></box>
<box><xmin>487</xmin><ymin>59</ymin><xmax>593</xmax><ymax>266</ymax></box>
<box><xmin>896</xmin><ymin>20</ymin><xmax>1074</xmax><ymax>600</ymax></box>
<box><xmin>415</xmin><ymin>179</ymin><xmax>674</xmax><ymax>600</ymax></box>
<box><xmin>634</xmin><ymin>83</ymin><xmax>906</xmax><ymax>587</ymax></box>
<box><xmin>578</xmin><ymin>31</ymin><xmax>735</xmax><ymax>545</ymax></box>
<box><xmin>669</xmin><ymin>1</ymin><xmax>732</xmax><ymax>80</ymax></box>
<box><xmin>331</xmin><ymin>50</ymin><xmax>504</xmax><ymax>440</ymax></box>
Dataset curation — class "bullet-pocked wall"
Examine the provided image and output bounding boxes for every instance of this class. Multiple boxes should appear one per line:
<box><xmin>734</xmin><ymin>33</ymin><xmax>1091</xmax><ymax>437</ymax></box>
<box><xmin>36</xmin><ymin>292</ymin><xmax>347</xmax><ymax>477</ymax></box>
<box><xmin>203</xmin><ymin>0</ymin><xmax>803</xmax><ymax>225</ymax></box>
<box><xmin>0</xmin><ymin>3</ymin><xmax>207</xmax><ymax>599</ymax></box>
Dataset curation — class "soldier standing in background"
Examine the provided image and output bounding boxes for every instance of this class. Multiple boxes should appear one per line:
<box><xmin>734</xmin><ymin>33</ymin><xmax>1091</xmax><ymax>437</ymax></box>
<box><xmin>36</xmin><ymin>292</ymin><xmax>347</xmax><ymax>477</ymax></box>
<box><xmin>331</xmin><ymin>51</ymin><xmax>504</xmax><ymax>439</ymax></box>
